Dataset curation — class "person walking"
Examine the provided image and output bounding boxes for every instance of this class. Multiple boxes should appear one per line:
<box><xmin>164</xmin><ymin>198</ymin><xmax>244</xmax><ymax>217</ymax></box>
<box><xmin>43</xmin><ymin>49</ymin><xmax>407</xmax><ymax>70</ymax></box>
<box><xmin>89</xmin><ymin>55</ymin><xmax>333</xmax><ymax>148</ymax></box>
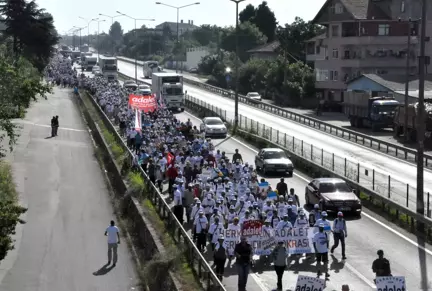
<box><xmin>53</xmin><ymin>115</ymin><xmax>59</xmax><ymax>136</ymax></box>
<box><xmin>271</xmin><ymin>240</ymin><xmax>288</xmax><ymax>291</ymax></box>
<box><xmin>173</xmin><ymin>185</ymin><xmax>184</xmax><ymax>224</ymax></box>
<box><xmin>50</xmin><ymin>116</ymin><xmax>56</xmax><ymax>137</ymax></box>
<box><xmin>372</xmin><ymin>250</ymin><xmax>392</xmax><ymax>283</ymax></box>
<box><xmin>331</xmin><ymin>211</ymin><xmax>347</xmax><ymax>259</ymax></box>
<box><xmin>213</xmin><ymin>234</ymin><xmax>228</xmax><ymax>281</ymax></box>
<box><xmin>234</xmin><ymin>236</ymin><xmax>252</xmax><ymax>291</ymax></box>
<box><xmin>313</xmin><ymin>223</ymin><xmax>330</xmax><ymax>279</ymax></box>
<box><xmin>104</xmin><ymin>220</ymin><xmax>120</xmax><ymax>266</ymax></box>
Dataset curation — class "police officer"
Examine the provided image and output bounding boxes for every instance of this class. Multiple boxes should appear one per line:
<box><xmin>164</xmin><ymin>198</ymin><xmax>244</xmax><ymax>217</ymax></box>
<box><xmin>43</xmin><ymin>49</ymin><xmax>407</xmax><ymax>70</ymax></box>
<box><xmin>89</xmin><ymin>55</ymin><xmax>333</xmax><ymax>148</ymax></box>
<box><xmin>313</xmin><ymin>223</ymin><xmax>330</xmax><ymax>278</ymax></box>
<box><xmin>331</xmin><ymin>211</ymin><xmax>347</xmax><ymax>259</ymax></box>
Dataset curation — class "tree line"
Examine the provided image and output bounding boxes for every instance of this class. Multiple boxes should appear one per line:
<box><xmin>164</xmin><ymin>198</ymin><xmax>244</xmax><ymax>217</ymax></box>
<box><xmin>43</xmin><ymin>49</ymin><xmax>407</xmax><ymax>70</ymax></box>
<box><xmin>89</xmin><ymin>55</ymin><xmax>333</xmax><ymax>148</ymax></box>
<box><xmin>62</xmin><ymin>1</ymin><xmax>322</xmax><ymax>107</ymax></box>
<box><xmin>0</xmin><ymin>0</ymin><xmax>59</xmax><ymax>261</ymax></box>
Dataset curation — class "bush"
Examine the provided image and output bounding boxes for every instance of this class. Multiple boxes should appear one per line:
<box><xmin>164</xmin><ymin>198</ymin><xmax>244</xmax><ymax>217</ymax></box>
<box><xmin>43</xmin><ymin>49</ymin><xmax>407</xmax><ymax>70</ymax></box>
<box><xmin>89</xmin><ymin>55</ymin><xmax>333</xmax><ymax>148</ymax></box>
<box><xmin>0</xmin><ymin>161</ymin><xmax>27</xmax><ymax>261</ymax></box>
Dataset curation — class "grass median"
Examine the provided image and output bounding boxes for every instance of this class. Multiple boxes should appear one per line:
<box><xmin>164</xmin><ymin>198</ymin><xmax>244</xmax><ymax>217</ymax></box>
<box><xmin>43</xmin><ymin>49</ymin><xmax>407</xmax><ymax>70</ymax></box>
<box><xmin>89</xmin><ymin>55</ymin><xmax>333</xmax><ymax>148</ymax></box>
<box><xmin>0</xmin><ymin>161</ymin><xmax>27</xmax><ymax>262</ymax></box>
<box><xmin>80</xmin><ymin>91</ymin><xmax>201</xmax><ymax>290</ymax></box>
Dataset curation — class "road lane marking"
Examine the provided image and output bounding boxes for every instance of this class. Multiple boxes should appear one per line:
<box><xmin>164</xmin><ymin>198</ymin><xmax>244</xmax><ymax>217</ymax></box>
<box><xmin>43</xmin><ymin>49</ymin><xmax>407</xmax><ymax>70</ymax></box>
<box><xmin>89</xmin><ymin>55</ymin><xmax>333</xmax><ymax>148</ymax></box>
<box><xmin>12</xmin><ymin>120</ymin><xmax>86</xmax><ymax>132</ymax></box>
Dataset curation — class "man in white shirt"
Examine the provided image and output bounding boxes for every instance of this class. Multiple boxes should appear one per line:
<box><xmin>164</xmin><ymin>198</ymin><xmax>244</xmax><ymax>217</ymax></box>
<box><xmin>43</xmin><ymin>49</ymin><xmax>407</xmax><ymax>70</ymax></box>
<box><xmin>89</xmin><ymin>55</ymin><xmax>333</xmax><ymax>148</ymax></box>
<box><xmin>313</xmin><ymin>223</ymin><xmax>329</xmax><ymax>278</ymax></box>
<box><xmin>104</xmin><ymin>220</ymin><xmax>120</xmax><ymax>266</ymax></box>
<box><xmin>173</xmin><ymin>185</ymin><xmax>184</xmax><ymax>224</ymax></box>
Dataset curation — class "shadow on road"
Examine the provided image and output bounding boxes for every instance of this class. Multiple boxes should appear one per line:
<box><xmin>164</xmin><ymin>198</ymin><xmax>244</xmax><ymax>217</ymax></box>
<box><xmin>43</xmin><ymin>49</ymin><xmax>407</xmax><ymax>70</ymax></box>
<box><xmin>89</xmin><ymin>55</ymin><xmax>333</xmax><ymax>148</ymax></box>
<box><xmin>93</xmin><ymin>263</ymin><xmax>115</xmax><ymax>276</ymax></box>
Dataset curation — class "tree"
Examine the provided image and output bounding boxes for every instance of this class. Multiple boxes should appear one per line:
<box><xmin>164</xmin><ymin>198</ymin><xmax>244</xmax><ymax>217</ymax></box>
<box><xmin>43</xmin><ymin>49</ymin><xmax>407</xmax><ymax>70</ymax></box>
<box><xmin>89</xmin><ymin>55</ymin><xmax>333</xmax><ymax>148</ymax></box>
<box><xmin>0</xmin><ymin>0</ymin><xmax>28</xmax><ymax>60</ymax></box>
<box><xmin>191</xmin><ymin>25</ymin><xmax>222</xmax><ymax>47</ymax></box>
<box><xmin>220</xmin><ymin>22</ymin><xmax>267</xmax><ymax>62</ymax></box>
<box><xmin>239</xmin><ymin>4</ymin><xmax>255</xmax><ymax>23</ymax></box>
<box><xmin>253</xmin><ymin>1</ymin><xmax>277</xmax><ymax>42</ymax></box>
<box><xmin>238</xmin><ymin>58</ymin><xmax>269</xmax><ymax>93</ymax></box>
<box><xmin>277</xmin><ymin>17</ymin><xmax>324</xmax><ymax>61</ymax></box>
<box><xmin>109</xmin><ymin>21</ymin><xmax>123</xmax><ymax>42</ymax></box>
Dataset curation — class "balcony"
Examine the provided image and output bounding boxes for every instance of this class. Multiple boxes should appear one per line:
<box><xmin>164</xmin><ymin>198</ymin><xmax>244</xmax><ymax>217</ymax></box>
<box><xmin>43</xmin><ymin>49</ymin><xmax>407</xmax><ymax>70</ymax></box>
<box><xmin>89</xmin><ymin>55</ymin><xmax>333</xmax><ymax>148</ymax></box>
<box><xmin>341</xmin><ymin>49</ymin><xmax>416</xmax><ymax>68</ymax></box>
<box><xmin>306</xmin><ymin>53</ymin><xmax>327</xmax><ymax>62</ymax></box>
<box><xmin>334</xmin><ymin>35</ymin><xmax>418</xmax><ymax>46</ymax></box>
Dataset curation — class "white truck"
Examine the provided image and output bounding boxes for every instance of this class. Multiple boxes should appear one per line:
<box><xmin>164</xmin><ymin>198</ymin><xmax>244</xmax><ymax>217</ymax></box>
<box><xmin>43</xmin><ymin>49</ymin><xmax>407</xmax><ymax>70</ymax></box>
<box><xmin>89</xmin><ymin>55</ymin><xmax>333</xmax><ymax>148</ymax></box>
<box><xmin>83</xmin><ymin>55</ymin><xmax>97</xmax><ymax>71</ymax></box>
<box><xmin>152</xmin><ymin>72</ymin><xmax>184</xmax><ymax>111</ymax></box>
<box><xmin>98</xmin><ymin>55</ymin><xmax>118</xmax><ymax>81</ymax></box>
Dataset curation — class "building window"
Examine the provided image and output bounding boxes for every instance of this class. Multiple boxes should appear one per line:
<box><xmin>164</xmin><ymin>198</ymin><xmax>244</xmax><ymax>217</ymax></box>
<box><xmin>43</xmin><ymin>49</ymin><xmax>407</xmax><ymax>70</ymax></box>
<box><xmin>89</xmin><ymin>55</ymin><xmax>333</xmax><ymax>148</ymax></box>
<box><xmin>332</xmin><ymin>48</ymin><xmax>339</xmax><ymax>58</ymax></box>
<box><xmin>316</xmin><ymin>69</ymin><xmax>329</xmax><ymax>81</ymax></box>
<box><xmin>378</xmin><ymin>24</ymin><xmax>390</xmax><ymax>36</ymax></box>
<box><xmin>401</xmin><ymin>1</ymin><xmax>405</xmax><ymax>12</ymax></box>
<box><xmin>332</xmin><ymin>25</ymin><xmax>339</xmax><ymax>37</ymax></box>
<box><xmin>335</xmin><ymin>3</ymin><xmax>343</xmax><ymax>14</ymax></box>
<box><xmin>329</xmin><ymin>5</ymin><xmax>335</xmax><ymax>14</ymax></box>
<box><xmin>316</xmin><ymin>46</ymin><xmax>321</xmax><ymax>54</ymax></box>
<box><xmin>330</xmin><ymin>70</ymin><xmax>339</xmax><ymax>81</ymax></box>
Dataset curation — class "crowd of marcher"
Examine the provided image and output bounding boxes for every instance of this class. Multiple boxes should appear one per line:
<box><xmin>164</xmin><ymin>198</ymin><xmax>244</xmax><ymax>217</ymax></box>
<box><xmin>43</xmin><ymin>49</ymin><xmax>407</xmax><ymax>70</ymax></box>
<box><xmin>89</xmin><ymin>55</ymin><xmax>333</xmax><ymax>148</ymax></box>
<box><xmin>46</xmin><ymin>54</ymin><xmax>394</xmax><ymax>291</ymax></box>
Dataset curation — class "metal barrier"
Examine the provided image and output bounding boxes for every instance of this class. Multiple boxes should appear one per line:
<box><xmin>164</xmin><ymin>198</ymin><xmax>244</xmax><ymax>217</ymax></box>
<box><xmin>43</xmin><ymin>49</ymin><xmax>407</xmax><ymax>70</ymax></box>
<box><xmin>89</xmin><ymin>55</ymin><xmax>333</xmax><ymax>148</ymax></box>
<box><xmin>84</xmin><ymin>89</ymin><xmax>227</xmax><ymax>291</ymax></box>
<box><xmin>183</xmin><ymin>94</ymin><xmax>432</xmax><ymax>220</ymax></box>
<box><xmin>116</xmin><ymin>56</ymin><xmax>432</xmax><ymax>169</ymax></box>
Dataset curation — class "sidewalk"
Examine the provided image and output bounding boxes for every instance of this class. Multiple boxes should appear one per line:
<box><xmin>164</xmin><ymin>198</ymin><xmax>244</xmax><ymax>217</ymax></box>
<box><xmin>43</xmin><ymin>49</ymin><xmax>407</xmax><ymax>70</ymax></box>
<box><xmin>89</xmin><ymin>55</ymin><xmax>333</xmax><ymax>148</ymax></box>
<box><xmin>0</xmin><ymin>87</ymin><xmax>138</xmax><ymax>291</ymax></box>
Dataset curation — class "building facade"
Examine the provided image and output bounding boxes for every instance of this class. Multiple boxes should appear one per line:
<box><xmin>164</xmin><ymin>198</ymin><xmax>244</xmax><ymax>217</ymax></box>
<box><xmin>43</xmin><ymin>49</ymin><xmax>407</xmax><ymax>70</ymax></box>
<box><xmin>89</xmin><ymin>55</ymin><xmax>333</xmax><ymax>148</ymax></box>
<box><xmin>306</xmin><ymin>0</ymin><xmax>432</xmax><ymax>102</ymax></box>
<box><xmin>155</xmin><ymin>20</ymin><xmax>198</xmax><ymax>36</ymax></box>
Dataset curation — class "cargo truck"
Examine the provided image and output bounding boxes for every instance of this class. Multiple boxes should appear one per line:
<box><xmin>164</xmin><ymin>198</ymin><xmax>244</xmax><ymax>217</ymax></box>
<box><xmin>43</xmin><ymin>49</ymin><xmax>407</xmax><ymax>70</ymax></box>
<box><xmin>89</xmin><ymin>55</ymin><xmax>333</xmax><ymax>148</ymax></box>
<box><xmin>152</xmin><ymin>72</ymin><xmax>184</xmax><ymax>111</ymax></box>
<box><xmin>393</xmin><ymin>101</ymin><xmax>432</xmax><ymax>143</ymax></box>
<box><xmin>83</xmin><ymin>55</ymin><xmax>97</xmax><ymax>71</ymax></box>
<box><xmin>98</xmin><ymin>55</ymin><xmax>118</xmax><ymax>81</ymax></box>
<box><xmin>343</xmin><ymin>91</ymin><xmax>400</xmax><ymax>131</ymax></box>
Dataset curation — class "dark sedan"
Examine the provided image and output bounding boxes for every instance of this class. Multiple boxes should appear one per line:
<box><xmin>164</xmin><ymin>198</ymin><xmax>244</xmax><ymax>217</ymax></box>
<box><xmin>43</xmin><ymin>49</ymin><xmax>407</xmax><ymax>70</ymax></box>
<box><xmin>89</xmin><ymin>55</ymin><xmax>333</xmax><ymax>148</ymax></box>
<box><xmin>305</xmin><ymin>178</ymin><xmax>362</xmax><ymax>215</ymax></box>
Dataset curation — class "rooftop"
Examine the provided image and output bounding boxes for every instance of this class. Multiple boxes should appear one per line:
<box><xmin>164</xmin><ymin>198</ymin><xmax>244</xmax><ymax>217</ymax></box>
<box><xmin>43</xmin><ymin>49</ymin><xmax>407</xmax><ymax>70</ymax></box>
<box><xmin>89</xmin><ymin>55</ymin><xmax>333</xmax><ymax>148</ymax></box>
<box><xmin>247</xmin><ymin>41</ymin><xmax>280</xmax><ymax>54</ymax></box>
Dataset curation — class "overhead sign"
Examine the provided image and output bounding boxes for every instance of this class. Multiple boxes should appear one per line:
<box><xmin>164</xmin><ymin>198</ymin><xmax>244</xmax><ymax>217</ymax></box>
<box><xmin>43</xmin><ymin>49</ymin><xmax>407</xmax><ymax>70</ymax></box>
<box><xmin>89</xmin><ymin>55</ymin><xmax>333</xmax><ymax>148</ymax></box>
<box><xmin>375</xmin><ymin>276</ymin><xmax>406</xmax><ymax>291</ymax></box>
<box><xmin>295</xmin><ymin>275</ymin><xmax>326</xmax><ymax>291</ymax></box>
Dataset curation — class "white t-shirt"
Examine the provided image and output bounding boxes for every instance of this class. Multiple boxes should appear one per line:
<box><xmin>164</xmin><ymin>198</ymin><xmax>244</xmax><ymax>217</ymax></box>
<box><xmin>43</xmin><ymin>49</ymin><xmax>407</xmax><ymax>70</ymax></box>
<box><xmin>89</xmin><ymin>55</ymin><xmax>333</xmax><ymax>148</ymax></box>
<box><xmin>313</xmin><ymin>232</ymin><xmax>328</xmax><ymax>253</ymax></box>
<box><xmin>106</xmin><ymin>226</ymin><xmax>119</xmax><ymax>244</ymax></box>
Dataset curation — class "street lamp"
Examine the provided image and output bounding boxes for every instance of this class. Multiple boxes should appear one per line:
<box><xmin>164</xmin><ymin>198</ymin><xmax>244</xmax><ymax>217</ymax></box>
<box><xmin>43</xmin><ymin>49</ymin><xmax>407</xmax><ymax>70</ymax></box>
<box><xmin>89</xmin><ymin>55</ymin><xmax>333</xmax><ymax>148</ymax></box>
<box><xmin>99</xmin><ymin>13</ymin><xmax>123</xmax><ymax>54</ymax></box>
<box><xmin>73</xmin><ymin>25</ymin><xmax>86</xmax><ymax>48</ymax></box>
<box><xmin>116</xmin><ymin>11</ymin><xmax>155</xmax><ymax>82</ymax></box>
<box><xmin>78</xmin><ymin>16</ymin><xmax>98</xmax><ymax>46</ymax></box>
<box><xmin>155</xmin><ymin>2</ymin><xmax>200</xmax><ymax>73</ymax></box>
<box><xmin>230</xmin><ymin>0</ymin><xmax>245</xmax><ymax>130</ymax></box>
<box><xmin>416</xmin><ymin>0</ymin><xmax>427</xmax><ymax>232</ymax></box>
<box><xmin>96</xmin><ymin>19</ymin><xmax>106</xmax><ymax>60</ymax></box>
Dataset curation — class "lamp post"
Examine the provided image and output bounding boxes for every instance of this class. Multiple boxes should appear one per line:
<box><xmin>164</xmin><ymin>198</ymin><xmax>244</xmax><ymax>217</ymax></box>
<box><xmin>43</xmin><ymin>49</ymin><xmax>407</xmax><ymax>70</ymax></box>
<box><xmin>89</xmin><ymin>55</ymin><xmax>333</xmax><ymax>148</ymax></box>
<box><xmin>155</xmin><ymin>2</ymin><xmax>200</xmax><ymax>73</ymax></box>
<box><xmin>78</xmin><ymin>16</ymin><xmax>98</xmax><ymax>45</ymax></box>
<box><xmin>230</xmin><ymin>0</ymin><xmax>245</xmax><ymax>130</ymax></box>
<box><xmin>99</xmin><ymin>13</ymin><xmax>122</xmax><ymax>55</ymax></box>
<box><xmin>116</xmin><ymin>11</ymin><xmax>155</xmax><ymax>82</ymax></box>
<box><xmin>96</xmin><ymin>19</ymin><xmax>106</xmax><ymax>60</ymax></box>
<box><xmin>73</xmin><ymin>26</ymin><xmax>86</xmax><ymax>49</ymax></box>
<box><xmin>416</xmin><ymin>0</ymin><xmax>427</xmax><ymax>231</ymax></box>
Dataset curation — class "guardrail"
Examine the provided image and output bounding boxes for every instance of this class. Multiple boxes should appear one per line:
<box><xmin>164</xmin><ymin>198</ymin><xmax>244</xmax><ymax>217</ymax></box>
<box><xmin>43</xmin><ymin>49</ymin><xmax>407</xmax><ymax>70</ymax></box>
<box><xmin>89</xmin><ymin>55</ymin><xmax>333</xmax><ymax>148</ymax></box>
<box><xmin>182</xmin><ymin>95</ymin><xmax>432</xmax><ymax>238</ymax></box>
<box><xmin>117</xmin><ymin>71</ymin><xmax>432</xmax><ymax>219</ymax></box>
<box><xmin>116</xmin><ymin>56</ymin><xmax>432</xmax><ymax>169</ymax></box>
<box><xmin>84</xmin><ymin>88</ymin><xmax>227</xmax><ymax>291</ymax></box>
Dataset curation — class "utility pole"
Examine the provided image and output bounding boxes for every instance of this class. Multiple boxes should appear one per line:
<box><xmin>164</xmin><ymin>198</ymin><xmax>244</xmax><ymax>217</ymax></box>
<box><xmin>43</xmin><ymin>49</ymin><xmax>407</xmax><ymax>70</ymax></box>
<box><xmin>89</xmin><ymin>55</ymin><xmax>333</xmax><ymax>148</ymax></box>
<box><xmin>99</xmin><ymin>13</ymin><xmax>122</xmax><ymax>55</ymax></box>
<box><xmin>417</xmin><ymin>0</ymin><xmax>427</xmax><ymax>231</ymax></box>
<box><xmin>404</xmin><ymin>18</ymin><xmax>412</xmax><ymax>142</ymax></box>
<box><xmin>230</xmin><ymin>0</ymin><xmax>245</xmax><ymax>130</ymax></box>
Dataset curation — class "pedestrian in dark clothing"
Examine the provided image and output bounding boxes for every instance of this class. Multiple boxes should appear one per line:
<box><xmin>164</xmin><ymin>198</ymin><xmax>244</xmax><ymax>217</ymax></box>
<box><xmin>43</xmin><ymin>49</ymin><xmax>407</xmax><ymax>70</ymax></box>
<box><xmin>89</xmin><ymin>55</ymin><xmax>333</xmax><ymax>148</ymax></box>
<box><xmin>213</xmin><ymin>235</ymin><xmax>228</xmax><ymax>281</ymax></box>
<box><xmin>276</xmin><ymin>178</ymin><xmax>288</xmax><ymax>198</ymax></box>
<box><xmin>50</xmin><ymin>116</ymin><xmax>56</xmax><ymax>137</ymax></box>
<box><xmin>372</xmin><ymin>250</ymin><xmax>392</xmax><ymax>283</ymax></box>
<box><xmin>53</xmin><ymin>116</ymin><xmax>59</xmax><ymax>136</ymax></box>
<box><xmin>271</xmin><ymin>241</ymin><xmax>288</xmax><ymax>291</ymax></box>
<box><xmin>234</xmin><ymin>237</ymin><xmax>252</xmax><ymax>291</ymax></box>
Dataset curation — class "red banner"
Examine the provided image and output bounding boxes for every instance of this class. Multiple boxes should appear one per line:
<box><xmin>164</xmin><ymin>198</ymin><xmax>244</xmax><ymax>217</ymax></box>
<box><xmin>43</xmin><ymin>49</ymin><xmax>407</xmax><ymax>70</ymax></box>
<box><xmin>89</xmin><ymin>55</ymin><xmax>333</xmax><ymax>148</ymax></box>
<box><xmin>128</xmin><ymin>94</ymin><xmax>157</xmax><ymax>112</ymax></box>
<box><xmin>166</xmin><ymin>152</ymin><xmax>174</xmax><ymax>165</ymax></box>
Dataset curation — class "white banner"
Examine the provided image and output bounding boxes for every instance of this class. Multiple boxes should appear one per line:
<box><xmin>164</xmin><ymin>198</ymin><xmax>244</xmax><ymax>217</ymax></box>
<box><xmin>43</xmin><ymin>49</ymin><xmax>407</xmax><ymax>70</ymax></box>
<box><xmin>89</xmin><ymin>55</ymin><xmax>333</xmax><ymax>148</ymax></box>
<box><xmin>376</xmin><ymin>276</ymin><xmax>406</xmax><ymax>291</ymax></box>
<box><xmin>223</xmin><ymin>228</ymin><xmax>240</xmax><ymax>254</ymax></box>
<box><xmin>134</xmin><ymin>109</ymin><xmax>141</xmax><ymax>131</ymax></box>
<box><xmin>295</xmin><ymin>275</ymin><xmax>326</xmax><ymax>290</ymax></box>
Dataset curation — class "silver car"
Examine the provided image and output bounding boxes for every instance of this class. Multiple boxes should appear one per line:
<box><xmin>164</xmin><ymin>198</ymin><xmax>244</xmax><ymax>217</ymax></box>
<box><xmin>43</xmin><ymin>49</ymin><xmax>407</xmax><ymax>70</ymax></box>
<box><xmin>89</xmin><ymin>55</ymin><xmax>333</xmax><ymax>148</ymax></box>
<box><xmin>255</xmin><ymin>148</ymin><xmax>294</xmax><ymax>176</ymax></box>
<box><xmin>246</xmin><ymin>92</ymin><xmax>262</xmax><ymax>102</ymax></box>
<box><xmin>199</xmin><ymin>117</ymin><xmax>227</xmax><ymax>138</ymax></box>
<box><xmin>123</xmin><ymin>80</ymin><xmax>138</xmax><ymax>91</ymax></box>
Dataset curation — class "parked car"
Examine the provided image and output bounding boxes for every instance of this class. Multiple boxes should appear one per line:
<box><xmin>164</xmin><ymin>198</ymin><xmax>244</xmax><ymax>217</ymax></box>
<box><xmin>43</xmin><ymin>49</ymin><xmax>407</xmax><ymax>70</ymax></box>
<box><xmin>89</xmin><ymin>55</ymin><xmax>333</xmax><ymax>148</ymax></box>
<box><xmin>199</xmin><ymin>117</ymin><xmax>227</xmax><ymax>138</ymax></box>
<box><xmin>92</xmin><ymin>65</ymin><xmax>101</xmax><ymax>74</ymax></box>
<box><xmin>246</xmin><ymin>92</ymin><xmax>262</xmax><ymax>102</ymax></box>
<box><xmin>305</xmin><ymin>178</ymin><xmax>362</xmax><ymax>215</ymax></box>
<box><xmin>255</xmin><ymin>148</ymin><xmax>294</xmax><ymax>176</ymax></box>
<box><xmin>189</xmin><ymin>67</ymin><xmax>198</xmax><ymax>73</ymax></box>
<box><xmin>123</xmin><ymin>80</ymin><xmax>138</xmax><ymax>91</ymax></box>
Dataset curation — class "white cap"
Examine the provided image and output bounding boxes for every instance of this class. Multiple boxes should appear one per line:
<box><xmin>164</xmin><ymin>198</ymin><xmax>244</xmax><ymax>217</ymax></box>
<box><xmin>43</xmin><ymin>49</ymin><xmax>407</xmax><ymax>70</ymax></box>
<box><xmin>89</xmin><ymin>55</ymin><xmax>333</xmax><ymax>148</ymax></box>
<box><xmin>321</xmin><ymin>211</ymin><xmax>328</xmax><ymax>216</ymax></box>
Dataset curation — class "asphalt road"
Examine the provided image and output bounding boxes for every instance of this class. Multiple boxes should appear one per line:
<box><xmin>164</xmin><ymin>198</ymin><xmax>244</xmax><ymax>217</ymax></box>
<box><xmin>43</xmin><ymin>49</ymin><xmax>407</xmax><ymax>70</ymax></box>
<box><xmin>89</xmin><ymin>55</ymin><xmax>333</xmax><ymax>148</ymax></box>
<box><xmin>0</xmin><ymin>87</ymin><xmax>138</xmax><ymax>291</ymax></box>
<box><xmin>116</xmin><ymin>58</ymin><xmax>432</xmax><ymax>215</ymax></box>
<box><xmin>102</xmin><ymin>75</ymin><xmax>432</xmax><ymax>291</ymax></box>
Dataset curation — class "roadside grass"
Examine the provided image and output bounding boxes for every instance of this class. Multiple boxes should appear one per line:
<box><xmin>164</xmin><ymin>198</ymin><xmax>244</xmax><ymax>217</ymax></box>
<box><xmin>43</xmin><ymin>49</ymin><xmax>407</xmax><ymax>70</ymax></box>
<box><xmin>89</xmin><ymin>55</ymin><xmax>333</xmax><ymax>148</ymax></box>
<box><xmin>80</xmin><ymin>91</ymin><xmax>201</xmax><ymax>290</ymax></box>
<box><xmin>0</xmin><ymin>161</ymin><xmax>27</xmax><ymax>262</ymax></box>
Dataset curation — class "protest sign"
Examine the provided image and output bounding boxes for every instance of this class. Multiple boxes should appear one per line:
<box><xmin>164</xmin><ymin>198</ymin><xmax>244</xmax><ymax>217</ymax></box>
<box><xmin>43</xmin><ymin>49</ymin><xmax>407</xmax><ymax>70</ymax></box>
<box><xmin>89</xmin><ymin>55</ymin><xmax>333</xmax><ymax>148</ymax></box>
<box><xmin>129</xmin><ymin>94</ymin><xmax>157</xmax><ymax>112</ymax></box>
<box><xmin>375</xmin><ymin>276</ymin><xmax>406</xmax><ymax>291</ymax></box>
<box><xmin>223</xmin><ymin>228</ymin><xmax>240</xmax><ymax>253</ymax></box>
<box><xmin>275</xmin><ymin>227</ymin><xmax>316</xmax><ymax>254</ymax></box>
<box><xmin>258</xmin><ymin>182</ymin><xmax>269</xmax><ymax>193</ymax></box>
<box><xmin>295</xmin><ymin>275</ymin><xmax>325</xmax><ymax>291</ymax></box>
<box><xmin>267</xmin><ymin>191</ymin><xmax>277</xmax><ymax>200</ymax></box>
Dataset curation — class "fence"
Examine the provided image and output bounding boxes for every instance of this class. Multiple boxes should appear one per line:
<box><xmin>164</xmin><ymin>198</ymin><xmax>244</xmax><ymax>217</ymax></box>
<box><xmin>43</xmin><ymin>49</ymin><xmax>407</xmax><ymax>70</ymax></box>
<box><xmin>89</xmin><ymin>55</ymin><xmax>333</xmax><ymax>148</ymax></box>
<box><xmin>184</xmin><ymin>94</ymin><xmax>432</xmax><ymax>218</ymax></box>
<box><xmin>117</xmin><ymin>56</ymin><xmax>432</xmax><ymax>169</ymax></box>
<box><xmin>84</xmin><ymin>90</ymin><xmax>227</xmax><ymax>291</ymax></box>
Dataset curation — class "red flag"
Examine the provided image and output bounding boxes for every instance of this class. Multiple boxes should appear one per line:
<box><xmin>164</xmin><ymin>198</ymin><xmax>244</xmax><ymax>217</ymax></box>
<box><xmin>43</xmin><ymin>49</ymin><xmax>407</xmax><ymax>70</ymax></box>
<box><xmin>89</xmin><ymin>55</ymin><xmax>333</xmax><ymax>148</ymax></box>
<box><xmin>166</xmin><ymin>152</ymin><xmax>174</xmax><ymax>165</ymax></box>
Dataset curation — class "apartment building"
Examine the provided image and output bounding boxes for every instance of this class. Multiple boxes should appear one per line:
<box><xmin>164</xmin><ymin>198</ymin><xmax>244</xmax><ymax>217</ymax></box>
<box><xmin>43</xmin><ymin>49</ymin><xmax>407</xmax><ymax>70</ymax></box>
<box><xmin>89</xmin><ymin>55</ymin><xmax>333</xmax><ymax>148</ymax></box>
<box><xmin>155</xmin><ymin>20</ymin><xmax>198</xmax><ymax>36</ymax></box>
<box><xmin>306</xmin><ymin>0</ymin><xmax>432</xmax><ymax>102</ymax></box>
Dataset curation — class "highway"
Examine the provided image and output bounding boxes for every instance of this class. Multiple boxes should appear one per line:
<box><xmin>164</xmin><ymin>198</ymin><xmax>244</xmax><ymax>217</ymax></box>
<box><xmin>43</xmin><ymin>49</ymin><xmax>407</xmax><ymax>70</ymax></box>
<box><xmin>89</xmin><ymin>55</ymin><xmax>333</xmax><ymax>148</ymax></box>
<box><xmin>97</xmin><ymin>74</ymin><xmax>432</xmax><ymax>290</ymax></box>
<box><xmin>117</xmin><ymin>58</ymin><xmax>432</xmax><ymax>214</ymax></box>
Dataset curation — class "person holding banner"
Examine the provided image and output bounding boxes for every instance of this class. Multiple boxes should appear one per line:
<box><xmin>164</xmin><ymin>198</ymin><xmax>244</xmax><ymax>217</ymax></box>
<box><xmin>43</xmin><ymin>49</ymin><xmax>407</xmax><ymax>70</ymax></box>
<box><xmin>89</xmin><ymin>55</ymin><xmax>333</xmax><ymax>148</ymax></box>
<box><xmin>313</xmin><ymin>223</ymin><xmax>330</xmax><ymax>279</ymax></box>
<box><xmin>372</xmin><ymin>250</ymin><xmax>392</xmax><ymax>282</ymax></box>
<box><xmin>271</xmin><ymin>240</ymin><xmax>289</xmax><ymax>291</ymax></box>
